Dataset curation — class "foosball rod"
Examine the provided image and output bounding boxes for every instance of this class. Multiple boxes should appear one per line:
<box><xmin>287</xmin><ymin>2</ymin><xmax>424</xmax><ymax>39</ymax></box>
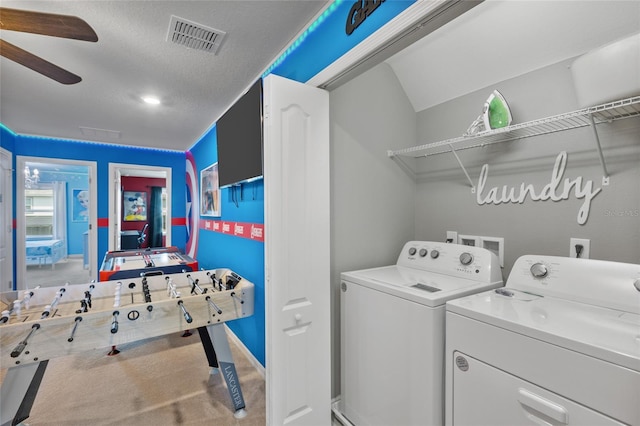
<box><xmin>11</xmin><ymin>323</ymin><xmax>40</xmax><ymax>357</ymax></box>
<box><xmin>186</xmin><ymin>274</ymin><xmax>207</xmax><ymax>295</ymax></box>
<box><xmin>0</xmin><ymin>286</ymin><xmax>40</xmax><ymax>323</ymax></box>
<box><xmin>41</xmin><ymin>283</ymin><xmax>69</xmax><ymax>319</ymax></box>
<box><xmin>205</xmin><ymin>296</ymin><xmax>223</xmax><ymax>314</ymax></box>
<box><xmin>68</xmin><ymin>317</ymin><xmax>82</xmax><ymax>342</ymax></box>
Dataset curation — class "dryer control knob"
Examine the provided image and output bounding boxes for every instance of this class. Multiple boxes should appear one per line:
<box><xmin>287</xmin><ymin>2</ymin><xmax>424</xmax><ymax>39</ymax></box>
<box><xmin>459</xmin><ymin>252</ymin><xmax>474</xmax><ymax>265</ymax></box>
<box><xmin>408</xmin><ymin>247</ymin><xmax>417</xmax><ymax>256</ymax></box>
<box><xmin>419</xmin><ymin>249</ymin><xmax>428</xmax><ymax>257</ymax></box>
<box><xmin>430</xmin><ymin>250</ymin><xmax>440</xmax><ymax>259</ymax></box>
<box><xmin>530</xmin><ymin>263</ymin><xmax>549</xmax><ymax>278</ymax></box>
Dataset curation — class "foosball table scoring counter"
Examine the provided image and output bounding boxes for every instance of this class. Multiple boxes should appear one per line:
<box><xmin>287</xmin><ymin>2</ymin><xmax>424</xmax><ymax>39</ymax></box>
<box><xmin>0</xmin><ymin>268</ymin><xmax>254</xmax><ymax>426</ymax></box>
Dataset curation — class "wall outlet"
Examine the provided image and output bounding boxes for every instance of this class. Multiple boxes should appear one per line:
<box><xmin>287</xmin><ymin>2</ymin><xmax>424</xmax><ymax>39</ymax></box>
<box><xmin>458</xmin><ymin>234</ymin><xmax>480</xmax><ymax>247</ymax></box>
<box><xmin>480</xmin><ymin>236</ymin><xmax>504</xmax><ymax>267</ymax></box>
<box><xmin>570</xmin><ymin>238</ymin><xmax>590</xmax><ymax>259</ymax></box>
<box><xmin>446</xmin><ymin>231</ymin><xmax>457</xmax><ymax>244</ymax></box>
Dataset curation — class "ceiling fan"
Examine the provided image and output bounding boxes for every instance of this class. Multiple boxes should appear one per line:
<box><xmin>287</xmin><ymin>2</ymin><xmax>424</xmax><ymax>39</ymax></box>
<box><xmin>0</xmin><ymin>7</ymin><xmax>98</xmax><ymax>84</ymax></box>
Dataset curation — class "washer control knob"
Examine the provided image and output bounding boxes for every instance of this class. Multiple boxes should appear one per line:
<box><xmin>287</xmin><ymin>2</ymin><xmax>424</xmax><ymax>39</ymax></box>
<box><xmin>408</xmin><ymin>247</ymin><xmax>417</xmax><ymax>256</ymax></box>
<box><xmin>459</xmin><ymin>252</ymin><xmax>474</xmax><ymax>265</ymax></box>
<box><xmin>530</xmin><ymin>263</ymin><xmax>549</xmax><ymax>278</ymax></box>
<box><xmin>430</xmin><ymin>250</ymin><xmax>440</xmax><ymax>259</ymax></box>
<box><xmin>419</xmin><ymin>249</ymin><xmax>428</xmax><ymax>257</ymax></box>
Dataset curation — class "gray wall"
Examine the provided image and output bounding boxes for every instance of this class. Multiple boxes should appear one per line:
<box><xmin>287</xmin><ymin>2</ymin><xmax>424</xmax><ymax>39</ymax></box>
<box><xmin>330</xmin><ymin>63</ymin><xmax>416</xmax><ymax>396</ymax></box>
<box><xmin>329</xmin><ymin>57</ymin><xmax>639</xmax><ymax>398</ymax></box>
<box><xmin>415</xmin><ymin>58</ymin><xmax>640</xmax><ymax>278</ymax></box>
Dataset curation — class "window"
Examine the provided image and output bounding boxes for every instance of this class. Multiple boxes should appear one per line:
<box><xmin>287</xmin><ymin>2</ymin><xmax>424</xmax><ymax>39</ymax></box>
<box><xmin>25</xmin><ymin>188</ymin><xmax>53</xmax><ymax>236</ymax></box>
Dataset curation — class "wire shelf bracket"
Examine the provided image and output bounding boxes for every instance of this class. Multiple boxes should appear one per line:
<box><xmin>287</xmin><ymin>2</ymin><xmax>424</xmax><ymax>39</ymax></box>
<box><xmin>388</xmin><ymin>96</ymin><xmax>640</xmax><ymax>187</ymax></box>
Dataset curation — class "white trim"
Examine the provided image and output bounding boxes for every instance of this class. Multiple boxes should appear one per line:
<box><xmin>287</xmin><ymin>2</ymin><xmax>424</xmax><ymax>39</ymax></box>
<box><xmin>331</xmin><ymin>397</ymin><xmax>352</xmax><ymax>426</ymax></box>
<box><xmin>16</xmin><ymin>156</ymin><xmax>97</xmax><ymax>289</ymax></box>
<box><xmin>306</xmin><ymin>1</ymin><xmax>449</xmax><ymax>88</ymax></box>
<box><xmin>0</xmin><ymin>147</ymin><xmax>13</xmax><ymax>291</ymax></box>
<box><xmin>108</xmin><ymin>163</ymin><xmax>172</xmax><ymax>251</ymax></box>
<box><xmin>224</xmin><ymin>324</ymin><xmax>266</xmax><ymax>379</ymax></box>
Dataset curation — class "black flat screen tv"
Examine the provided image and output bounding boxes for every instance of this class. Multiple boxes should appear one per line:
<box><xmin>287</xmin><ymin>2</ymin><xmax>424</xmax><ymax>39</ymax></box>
<box><xmin>216</xmin><ymin>79</ymin><xmax>263</xmax><ymax>188</ymax></box>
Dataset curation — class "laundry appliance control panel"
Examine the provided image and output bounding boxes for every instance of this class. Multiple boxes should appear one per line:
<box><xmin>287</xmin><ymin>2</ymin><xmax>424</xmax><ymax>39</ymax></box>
<box><xmin>397</xmin><ymin>241</ymin><xmax>502</xmax><ymax>284</ymax></box>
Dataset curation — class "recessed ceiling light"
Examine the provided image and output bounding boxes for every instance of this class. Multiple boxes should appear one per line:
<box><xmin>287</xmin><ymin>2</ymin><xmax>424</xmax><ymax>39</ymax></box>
<box><xmin>142</xmin><ymin>96</ymin><xmax>161</xmax><ymax>105</ymax></box>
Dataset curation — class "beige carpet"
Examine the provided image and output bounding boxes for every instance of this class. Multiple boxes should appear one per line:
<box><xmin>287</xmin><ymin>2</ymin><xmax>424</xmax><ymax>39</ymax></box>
<box><xmin>26</xmin><ymin>256</ymin><xmax>92</xmax><ymax>288</ymax></box>
<box><xmin>1</xmin><ymin>330</ymin><xmax>265</xmax><ymax>425</ymax></box>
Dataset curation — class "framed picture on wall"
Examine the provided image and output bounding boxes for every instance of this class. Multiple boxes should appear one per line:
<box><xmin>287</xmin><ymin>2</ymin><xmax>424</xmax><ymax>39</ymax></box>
<box><xmin>123</xmin><ymin>191</ymin><xmax>147</xmax><ymax>221</ymax></box>
<box><xmin>200</xmin><ymin>162</ymin><xmax>221</xmax><ymax>217</ymax></box>
<box><xmin>72</xmin><ymin>189</ymin><xmax>89</xmax><ymax>222</ymax></box>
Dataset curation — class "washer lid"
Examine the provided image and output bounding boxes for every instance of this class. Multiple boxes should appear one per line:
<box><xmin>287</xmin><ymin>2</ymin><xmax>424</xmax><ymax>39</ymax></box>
<box><xmin>341</xmin><ymin>265</ymin><xmax>502</xmax><ymax>307</ymax></box>
<box><xmin>447</xmin><ymin>289</ymin><xmax>640</xmax><ymax>372</ymax></box>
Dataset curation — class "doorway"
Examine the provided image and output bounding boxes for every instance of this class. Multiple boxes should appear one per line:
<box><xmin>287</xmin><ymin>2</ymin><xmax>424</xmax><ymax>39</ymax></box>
<box><xmin>108</xmin><ymin>163</ymin><xmax>171</xmax><ymax>251</ymax></box>
<box><xmin>16</xmin><ymin>156</ymin><xmax>97</xmax><ymax>290</ymax></box>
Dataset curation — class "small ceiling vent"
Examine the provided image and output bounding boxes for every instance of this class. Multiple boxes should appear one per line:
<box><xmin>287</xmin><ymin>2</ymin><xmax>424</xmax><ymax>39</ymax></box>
<box><xmin>166</xmin><ymin>15</ymin><xmax>226</xmax><ymax>54</ymax></box>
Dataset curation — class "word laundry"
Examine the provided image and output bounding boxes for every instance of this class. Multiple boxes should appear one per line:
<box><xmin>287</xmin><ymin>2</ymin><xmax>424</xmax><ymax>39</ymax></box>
<box><xmin>477</xmin><ymin>151</ymin><xmax>602</xmax><ymax>225</ymax></box>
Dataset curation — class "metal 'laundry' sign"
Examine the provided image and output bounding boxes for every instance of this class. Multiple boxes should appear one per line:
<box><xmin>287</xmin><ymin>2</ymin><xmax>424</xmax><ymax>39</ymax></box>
<box><xmin>476</xmin><ymin>151</ymin><xmax>602</xmax><ymax>225</ymax></box>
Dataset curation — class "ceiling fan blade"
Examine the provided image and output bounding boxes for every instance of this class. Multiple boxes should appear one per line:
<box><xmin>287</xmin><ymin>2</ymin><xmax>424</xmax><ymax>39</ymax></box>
<box><xmin>0</xmin><ymin>8</ymin><xmax>98</xmax><ymax>42</ymax></box>
<box><xmin>0</xmin><ymin>39</ymin><xmax>82</xmax><ymax>84</ymax></box>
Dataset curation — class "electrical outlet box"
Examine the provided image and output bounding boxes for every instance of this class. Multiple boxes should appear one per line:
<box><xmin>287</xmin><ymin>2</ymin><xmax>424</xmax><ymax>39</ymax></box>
<box><xmin>458</xmin><ymin>235</ymin><xmax>480</xmax><ymax>247</ymax></box>
<box><xmin>570</xmin><ymin>238</ymin><xmax>590</xmax><ymax>259</ymax></box>
<box><xmin>480</xmin><ymin>236</ymin><xmax>504</xmax><ymax>267</ymax></box>
<box><xmin>446</xmin><ymin>231</ymin><xmax>457</xmax><ymax>244</ymax></box>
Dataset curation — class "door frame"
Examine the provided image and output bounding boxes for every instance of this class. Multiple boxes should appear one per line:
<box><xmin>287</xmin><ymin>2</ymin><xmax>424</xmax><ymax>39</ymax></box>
<box><xmin>0</xmin><ymin>147</ymin><xmax>12</xmax><ymax>291</ymax></box>
<box><xmin>16</xmin><ymin>156</ymin><xmax>97</xmax><ymax>290</ymax></box>
<box><xmin>108</xmin><ymin>163</ymin><xmax>172</xmax><ymax>251</ymax></box>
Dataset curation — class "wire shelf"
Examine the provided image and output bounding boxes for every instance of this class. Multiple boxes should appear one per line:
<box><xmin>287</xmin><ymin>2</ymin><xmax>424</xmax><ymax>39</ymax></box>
<box><xmin>389</xmin><ymin>96</ymin><xmax>640</xmax><ymax>158</ymax></box>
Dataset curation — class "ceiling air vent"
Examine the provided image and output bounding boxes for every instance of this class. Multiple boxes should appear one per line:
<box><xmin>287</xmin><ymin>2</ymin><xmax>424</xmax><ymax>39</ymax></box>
<box><xmin>166</xmin><ymin>15</ymin><xmax>226</xmax><ymax>54</ymax></box>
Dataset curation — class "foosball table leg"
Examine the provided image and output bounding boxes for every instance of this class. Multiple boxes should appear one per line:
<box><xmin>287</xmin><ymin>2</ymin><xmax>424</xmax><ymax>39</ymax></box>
<box><xmin>202</xmin><ymin>323</ymin><xmax>248</xmax><ymax>419</ymax></box>
<box><xmin>197</xmin><ymin>326</ymin><xmax>219</xmax><ymax>376</ymax></box>
<box><xmin>0</xmin><ymin>360</ymin><xmax>49</xmax><ymax>426</ymax></box>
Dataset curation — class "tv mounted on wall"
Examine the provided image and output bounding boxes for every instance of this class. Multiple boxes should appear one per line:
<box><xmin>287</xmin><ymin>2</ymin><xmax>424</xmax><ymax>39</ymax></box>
<box><xmin>216</xmin><ymin>79</ymin><xmax>263</xmax><ymax>188</ymax></box>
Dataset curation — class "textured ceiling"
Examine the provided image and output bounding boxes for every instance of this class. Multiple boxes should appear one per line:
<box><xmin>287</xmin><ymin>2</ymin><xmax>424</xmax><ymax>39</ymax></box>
<box><xmin>0</xmin><ymin>1</ymin><xmax>329</xmax><ymax>151</ymax></box>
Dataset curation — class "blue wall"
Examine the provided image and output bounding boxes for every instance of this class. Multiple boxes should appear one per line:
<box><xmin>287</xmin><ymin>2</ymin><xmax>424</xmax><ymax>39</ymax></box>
<box><xmin>187</xmin><ymin>0</ymin><xmax>417</xmax><ymax>367</ymax></box>
<box><xmin>2</xmin><ymin>0</ymin><xmax>417</xmax><ymax>366</ymax></box>
<box><xmin>8</xmin><ymin>132</ymin><xmax>186</xmax><ymax>276</ymax></box>
<box><xmin>189</xmin><ymin>126</ymin><xmax>266</xmax><ymax>364</ymax></box>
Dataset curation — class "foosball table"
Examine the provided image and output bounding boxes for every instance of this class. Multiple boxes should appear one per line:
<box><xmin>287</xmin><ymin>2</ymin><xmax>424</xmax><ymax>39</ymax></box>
<box><xmin>0</xmin><ymin>268</ymin><xmax>254</xmax><ymax>426</ymax></box>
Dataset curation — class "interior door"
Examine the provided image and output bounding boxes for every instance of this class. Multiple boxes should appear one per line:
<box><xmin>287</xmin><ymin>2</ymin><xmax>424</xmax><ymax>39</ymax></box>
<box><xmin>263</xmin><ymin>74</ymin><xmax>331</xmax><ymax>425</ymax></box>
<box><xmin>0</xmin><ymin>148</ymin><xmax>12</xmax><ymax>291</ymax></box>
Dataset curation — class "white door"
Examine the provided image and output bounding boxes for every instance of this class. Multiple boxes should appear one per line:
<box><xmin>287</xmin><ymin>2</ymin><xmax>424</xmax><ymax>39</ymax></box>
<box><xmin>0</xmin><ymin>148</ymin><xmax>13</xmax><ymax>291</ymax></box>
<box><xmin>264</xmin><ymin>74</ymin><xmax>331</xmax><ymax>425</ymax></box>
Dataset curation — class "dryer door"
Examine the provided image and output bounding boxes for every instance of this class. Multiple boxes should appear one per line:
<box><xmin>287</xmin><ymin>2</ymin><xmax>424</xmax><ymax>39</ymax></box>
<box><xmin>451</xmin><ymin>351</ymin><xmax>624</xmax><ymax>426</ymax></box>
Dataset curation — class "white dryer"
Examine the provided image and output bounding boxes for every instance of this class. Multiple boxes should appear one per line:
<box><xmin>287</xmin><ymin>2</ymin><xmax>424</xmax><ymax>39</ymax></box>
<box><xmin>445</xmin><ymin>255</ymin><xmax>640</xmax><ymax>426</ymax></box>
<box><xmin>338</xmin><ymin>241</ymin><xmax>503</xmax><ymax>426</ymax></box>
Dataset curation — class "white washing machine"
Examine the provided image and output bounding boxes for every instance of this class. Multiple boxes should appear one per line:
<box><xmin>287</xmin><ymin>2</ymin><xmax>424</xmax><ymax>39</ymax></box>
<box><xmin>338</xmin><ymin>241</ymin><xmax>503</xmax><ymax>426</ymax></box>
<box><xmin>445</xmin><ymin>255</ymin><xmax>640</xmax><ymax>426</ymax></box>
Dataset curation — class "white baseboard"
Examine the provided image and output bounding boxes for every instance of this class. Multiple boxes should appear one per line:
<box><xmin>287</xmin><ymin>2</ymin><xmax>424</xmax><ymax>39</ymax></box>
<box><xmin>224</xmin><ymin>324</ymin><xmax>265</xmax><ymax>379</ymax></box>
<box><xmin>331</xmin><ymin>397</ymin><xmax>353</xmax><ymax>426</ymax></box>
